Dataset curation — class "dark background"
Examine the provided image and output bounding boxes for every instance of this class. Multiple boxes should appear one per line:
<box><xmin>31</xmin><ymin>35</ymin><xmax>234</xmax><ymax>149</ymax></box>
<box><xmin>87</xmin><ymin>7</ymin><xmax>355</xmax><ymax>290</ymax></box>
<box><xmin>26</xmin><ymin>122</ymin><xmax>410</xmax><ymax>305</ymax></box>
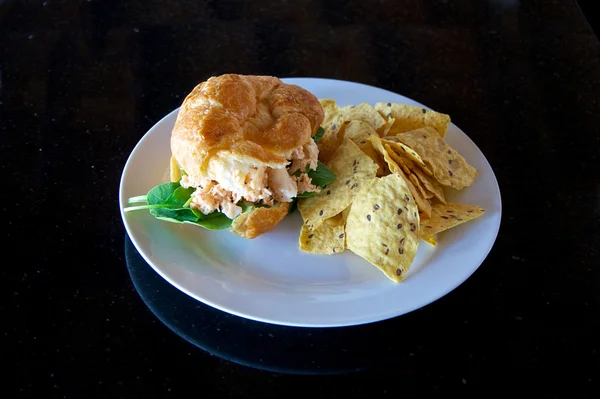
<box><xmin>1</xmin><ymin>0</ymin><xmax>599</xmax><ymax>397</ymax></box>
<box><xmin>577</xmin><ymin>0</ymin><xmax>598</xmax><ymax>36</ymax></box>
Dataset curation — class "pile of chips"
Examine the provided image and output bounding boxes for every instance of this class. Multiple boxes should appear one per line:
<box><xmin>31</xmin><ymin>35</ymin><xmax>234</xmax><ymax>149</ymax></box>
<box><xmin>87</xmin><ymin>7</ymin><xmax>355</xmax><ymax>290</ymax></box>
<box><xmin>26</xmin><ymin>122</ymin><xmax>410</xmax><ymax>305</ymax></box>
<box><xmin>297</xmin><ymin>100</ymin><xmax>485</xmax><ymax>282</ymax></box>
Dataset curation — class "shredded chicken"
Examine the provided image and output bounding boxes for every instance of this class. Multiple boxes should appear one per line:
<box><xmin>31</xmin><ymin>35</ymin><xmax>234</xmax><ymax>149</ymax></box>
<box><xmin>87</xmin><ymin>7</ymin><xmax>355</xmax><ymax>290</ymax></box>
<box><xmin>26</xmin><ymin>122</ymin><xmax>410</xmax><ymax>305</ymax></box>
<box><xmin>180</xmin><ymin>174</ymin><xmax>209</xmax><ymax>189</ymax></box>
<box><xmin>208</xmin><ymin>157</ymin><xmax>272</xmax><ymax>203</ymax></box>
<box><xmin>288</xmin><ymin>140</ymin><xmax>319</xmax><ymax>174</ymax></box>
<box><xmin>268</xmin><ymin>167</ymin><xmax>298</xmax><ymax>202</ymax></box>
<box><xmin>295</xmin><ymin>173</ymin><xmax>320</xmax><ymax>195</ymax></box>
<box><xmin>183</xmin><ymin>138</ymin><xmax>320</xmax><ymax>219</ymax></box>
<box><xmin>189</xmin><ymin>181</ymin><xmax>242</xmax><ymax>219</ymax></box>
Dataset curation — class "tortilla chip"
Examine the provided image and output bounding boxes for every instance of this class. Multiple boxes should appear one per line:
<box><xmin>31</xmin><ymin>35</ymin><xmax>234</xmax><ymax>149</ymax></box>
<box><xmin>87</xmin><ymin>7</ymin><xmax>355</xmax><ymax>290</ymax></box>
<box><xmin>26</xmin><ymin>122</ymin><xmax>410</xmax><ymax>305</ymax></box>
<box><xmin>230</xmin><ymin>202</ymin><xmax>290</xmax><ymax>239</ymax></box>
<box><xmin>420</xmin><ymin>202</ymin><xmax>485</xmax><ymax>237</ymax></box>
<box><xmin>370</xmin><ymin>135</ymin><xmax>432</xmax><ymax>217</ymax></box>
<box><xmin>377</xmin><ymin>117</ymin><xmax>395</xmax><ymax>136</ymax></box>
<box><xmin>411</xmin><ymin>165</ymin><xmax>446</xmax><ymax>203</ymax></box>
<box><xmin>381</xmin><ymin>137</ymin><xmax>428</xmax><ymax>170</ymax></box>
<box><xmin>340</xmin><ymin>102</ymin><xmax>387</xmax><ymax>132</ymax></box>
<box><xmin>423</xmin><ymin>188</ymin><xmax>435</xmax><ymax>200</ymax></box>
<box><xmin>341</xmin><ymin>206</ymin><xmax>351</xmax><ymax>222</ymax></box>
<box><xmin>317</xmin><ymin>100</ymin><xmax>392</xmax><ymax>163</ymax></box>
<box><xmin>409</xmin><ymin>173</ymin><xmax>431</xmax><ymax>203</ymax></box>
<box><xmin>299</xmin><ymin>213</ymin><xmax>346</xmax><ymax>255</ymax></box>
<box><xmin>345</xmin><ymin>174</ymin><xmax>420</xmax><ymax>283</ymax></box>
<box><xmin>318</xmin><ymin>99</ymin><xmax>345</xmax><ymax>164</ymax></box>
<box><xmin>169</xmin><ymin>156</ymin><xmax>182</xmax><ymax>183</ymax></box>
<box><xmin>384</xmin><ymin>143</ymin><xmax>411</xmax><ymax>174</ymax></box>
<box><xmin>384</xmin><ymin>143</ymin><xmax>446</xmax><ymax>203</ymax></box>
<box><xmin>421</xmin><ymin>234</ymin><xmax>437</xmax><ymax>246</ymax></box>
<box><xmin>383</xmin><ymin>143</ymin><xmax>435</xmax><ymax>205</ymax></box>
<box><xmin>374</xmin><ymin>102</ymin><xmax>450</xmax><ymax>137</ymax></box>
<box><xmin>344</xmin><ymin>120</ymin><xmax>386</xmax><ymax>176</ymax></box>
<box><xmin>298</xmin><ymin>138</ymin><xmax>378</xmax><ymax>230</ymax></box>
<box><xmin>394</xmin><ymin>127</ymin><xmax>478</xmax><ymax>190</ymax></box>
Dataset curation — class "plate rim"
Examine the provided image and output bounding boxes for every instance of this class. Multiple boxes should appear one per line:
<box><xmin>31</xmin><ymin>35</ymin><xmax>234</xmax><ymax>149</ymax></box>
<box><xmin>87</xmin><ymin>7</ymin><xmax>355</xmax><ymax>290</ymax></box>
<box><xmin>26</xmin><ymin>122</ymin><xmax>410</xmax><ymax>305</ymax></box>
<box><xmin>119</xmin><ymin>77</ymin><xmax>502</xmax><ymax>328</ymax></box>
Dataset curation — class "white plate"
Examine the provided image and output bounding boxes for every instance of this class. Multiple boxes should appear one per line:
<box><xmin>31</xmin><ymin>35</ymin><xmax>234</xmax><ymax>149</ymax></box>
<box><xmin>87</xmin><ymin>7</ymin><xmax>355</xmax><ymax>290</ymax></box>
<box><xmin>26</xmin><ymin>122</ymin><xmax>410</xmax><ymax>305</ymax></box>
<box><xmin>119</xmin><ymin>78</ymin><xmax>502</xmax><ymax>328</ymax></box>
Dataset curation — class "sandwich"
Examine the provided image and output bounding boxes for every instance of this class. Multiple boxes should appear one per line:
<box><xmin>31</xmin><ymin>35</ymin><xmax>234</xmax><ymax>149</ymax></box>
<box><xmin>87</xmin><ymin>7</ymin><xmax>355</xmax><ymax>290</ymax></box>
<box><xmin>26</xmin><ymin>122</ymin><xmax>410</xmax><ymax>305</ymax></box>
<box><xmin>124</xmin><ymin>74</ymin><xmax>335</xmax><ymax>239</ymax></box>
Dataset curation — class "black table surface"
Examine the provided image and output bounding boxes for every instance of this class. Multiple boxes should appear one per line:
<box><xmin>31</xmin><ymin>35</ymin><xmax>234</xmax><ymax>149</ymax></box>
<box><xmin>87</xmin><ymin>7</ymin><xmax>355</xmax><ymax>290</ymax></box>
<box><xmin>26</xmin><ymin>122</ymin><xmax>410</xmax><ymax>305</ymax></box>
<box><xmin>2</xmin><ymin>0</ymin><xmax>599</xmax><ymax>397</ymax></box>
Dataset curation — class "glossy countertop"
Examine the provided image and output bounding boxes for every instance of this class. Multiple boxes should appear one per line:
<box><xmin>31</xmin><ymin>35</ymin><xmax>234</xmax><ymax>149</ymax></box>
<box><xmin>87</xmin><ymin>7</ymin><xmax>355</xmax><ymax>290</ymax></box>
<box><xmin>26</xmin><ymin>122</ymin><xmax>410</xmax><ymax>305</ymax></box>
<box><xmin>2</xmin><ymin>0</ymin><xmax>599</xmax><ymax>397</ymax></box>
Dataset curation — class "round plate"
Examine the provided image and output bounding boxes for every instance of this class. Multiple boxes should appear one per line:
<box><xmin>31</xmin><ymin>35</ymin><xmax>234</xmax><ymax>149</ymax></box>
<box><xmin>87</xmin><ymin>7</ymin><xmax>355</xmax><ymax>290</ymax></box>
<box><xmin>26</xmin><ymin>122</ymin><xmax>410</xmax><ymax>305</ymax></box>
<box><xmin>119</xmin><ymin>78</ymin><xmax>502</xmax><ymax>328</ymax></box>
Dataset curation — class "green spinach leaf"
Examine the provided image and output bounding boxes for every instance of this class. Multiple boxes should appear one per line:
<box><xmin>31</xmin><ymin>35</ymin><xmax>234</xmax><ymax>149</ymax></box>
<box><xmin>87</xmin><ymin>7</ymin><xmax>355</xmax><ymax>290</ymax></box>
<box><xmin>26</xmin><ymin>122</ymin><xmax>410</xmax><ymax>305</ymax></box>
<box><xmin>125</xmin><ymin>181</ymin><xmax>233</xmax><ymax>230</ymax></box>
<box><xmin>150</xmin><ymin>207</ymin><xmax>199</xmax><ymax>222</ymax></box>
<box><xmin>288</xmin><ymin>198</ymin><xmax>298</xmax><ymax>214</ymax></box>
<box><xmin>187</xmin><ymin>212</ymin><xmax>233</xmax><ymax>230</ymax></box>
<box><xmin>164</xmin><ymin>186</ymin><xmax>194</xmax><ymax>208</ymax></box>
<box><xmin>146</xmin><ymin>182</ymin><xmax>180</xmax><ymax>205</ymax></box>
<box><xmin>296</xmin><ymin>191</ymin><xmax>316</xmax><ymax>198</ymax></box>
<box><xmin>313</xmin><ymin>126</ymin><xmax>325</xmax><ymax>143</ymax></box>
<box><xmin>307</xmin><ymin>161</ymin><xmax>336</xmax><ymax>188</ymax></box>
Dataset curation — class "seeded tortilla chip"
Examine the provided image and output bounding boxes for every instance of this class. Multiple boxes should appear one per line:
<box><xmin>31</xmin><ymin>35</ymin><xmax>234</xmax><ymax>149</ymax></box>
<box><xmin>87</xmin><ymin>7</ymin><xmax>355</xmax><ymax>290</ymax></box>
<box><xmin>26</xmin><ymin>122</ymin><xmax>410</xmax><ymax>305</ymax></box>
<box><xmin>384</xmin><ymin>143</ymin><xmax>435</xmax><ymax>204</ymax></box>
<box><xmin>318</xmin><ymin>99</ymin><xmax>345</xmax><ymax>164</ymax></box>
<box><xmin>298</xmin><ymin>138</ymin><xmax>378</xmax><ymax>230</ymax></box>
<box><xmin>370</xmin><ymin>135</ymin><xmax>432</xmax><ymax>217</ymax></box>
<box><xmin>374</xmin><ymin>102</ymin><xmax>450</xmax><ymax>138</ymax></box>
<box><xmin>377</xmin><ymin>117</ymin><xmax>395</xmax><ymax>136</ymax></box>
<box><xmin>344</xmin><ymin>120</ymin><xmax>386</xmax><ymax>176</ymax></box>
<box><xmin>423</xmin><ymin>188</ymin><xmax>435</xmax><ymax>200</ymax></box>
<box><xmin>345</xmin><ymin>174</ymin><xmax>421</xmax><ymax>283</ymax></box>
<box><xmin>421</xmin><ymin>234</ymin><xmax>437</xmax><ymax>246</ymax></box>
<box><xmin>384</xmin><ymin>143</ymin><xmax>411</xmax><ymax>174</ymax></box>
<box><xmin>169</xmin><ymin>156</ymin><xmax>182</xmax><ymax>183</ymax></box>
<box><xmin>420</xmin><ymin>202</ymin><xmax>485</xmax><ymax>237</ymax></box>
<box><xmin>341</xmin><ymin>206</ymin><xmax>351</xmax><ymax>222</ymax></box>
<box><xmin>318</xmin><ymin>100</ymin><xmax>389</xmax><ymax>164</ymax></box>
<box><xmin>409</xmin><ymin>173</ymin><xmax>431</xmax><ymax>202</ymax></box>
<box><xmin>384</xmin><ymin>143</ymin><xmax>446</xmax><ymax>203</ymax></box>
<box><xmin>381</xmin><ymin>137</ymin><xmax>428</xmax><ymax>170</ymax></box>
<box><xmin>395</xmin><ymin>127</ymin><xmax>478</xmax><ymax>190</ymax></box>
<box><xmin>340</xmin><ymin>102</ymin><xmax>387</xmax><ymax>132</ymax></box>
<box><xmin>299</xmin><ymin>213</ymin><xmax>346</xmax><ymax>255</ymax></box>
<box><xmin>411</xmin><ymin>165</ymin><xmax>446</xmax><ymax>203</ymax></box>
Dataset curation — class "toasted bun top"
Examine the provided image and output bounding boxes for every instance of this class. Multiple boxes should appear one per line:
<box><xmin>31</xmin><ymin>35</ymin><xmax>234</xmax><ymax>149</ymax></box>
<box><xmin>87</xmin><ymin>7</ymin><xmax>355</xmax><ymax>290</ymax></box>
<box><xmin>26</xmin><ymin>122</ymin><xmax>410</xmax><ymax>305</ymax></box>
<box><xmin>170</xmin><ymin>74</ymin><xmax>324</xmax><ymax>179</ymax></box>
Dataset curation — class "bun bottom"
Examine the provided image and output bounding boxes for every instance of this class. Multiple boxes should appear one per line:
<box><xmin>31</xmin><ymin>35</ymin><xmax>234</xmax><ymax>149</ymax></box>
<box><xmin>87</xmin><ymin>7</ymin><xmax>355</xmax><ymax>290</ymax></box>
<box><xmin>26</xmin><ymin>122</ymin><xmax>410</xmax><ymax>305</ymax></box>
<box><xmin>230</xmin><ymin>202</ymin><xmax>290</xmax><ymax>239</ymax></box>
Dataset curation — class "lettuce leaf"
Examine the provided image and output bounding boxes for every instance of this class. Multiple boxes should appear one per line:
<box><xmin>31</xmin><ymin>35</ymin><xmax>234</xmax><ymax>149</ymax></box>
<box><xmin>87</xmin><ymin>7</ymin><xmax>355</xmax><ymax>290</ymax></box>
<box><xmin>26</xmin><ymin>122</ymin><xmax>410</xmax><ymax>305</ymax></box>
<box><xmin>125</xmin><ymin>182</ymin><xmax>232</xmax><ymax>230</ymax></box>
<box><xmin>313</xmin><ymin>126</ymin><xmax>325</xmax><ymax>143</ymax></box>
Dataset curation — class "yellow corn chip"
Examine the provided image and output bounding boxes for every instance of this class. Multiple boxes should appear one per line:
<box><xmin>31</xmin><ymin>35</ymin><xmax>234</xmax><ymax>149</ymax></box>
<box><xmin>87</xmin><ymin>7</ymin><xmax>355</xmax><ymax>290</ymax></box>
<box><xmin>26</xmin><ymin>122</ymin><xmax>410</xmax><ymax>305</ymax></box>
<box><xmin>421</xmin><ymin>234</ymin><xmax>437</xmax><ymax>246</ymax></box>
<box><xmin>409</xmin><ymin>173</ymin><xmax>430</xmax><ymax>202</ymax></box>
<box><xmin>317</xmin><ymin>100</ymin><xmax>391</xmax><ymax>163</ymax></box>
<box><xmin>169</xmin><ymin>156</ymin><xmax>182</xmax><ymax>183</ymax></box>
<box><xmin>423</xmin><ymin>188</ymin><xmax>435</xmax><ymax>200</ymax></box>
<box><xmin>370</xmin><ymin>135</ymin><xmax>432</xmax><ymax>217</ymax></box>
<box><xmin>377</xmin><ymin>117</ymin><xmax>395</xmax><ymax>136</ymax></box>
<box><xmin>344</xmin><ymin>120</ymin><xmax>386</xmax><ymax>176</ymax></box>
<box><xmin>381</xmin><ymin>137</ymin><xmax>428</xmax><ymax>170</ymax></box>
<box><xmin>374</xmin><ymin>102</ymin><xmax>450</xmax><ymax>137</ymax></box>
<box><xmin>384</xmin><ymin>143</ymin><xmax>446</xmax><ymax>204</ymax></box>
<box><xmin>298</xmin><ymin>138</ymin><xmax>378</xmax><ymax>230</ymax></box>
<box><xmin>317</xmin><ymin>99</ymin><xmax>346</xmax><ymax>164</ymax></box>
<box><xmin>395</xmin><ymin>127</ymin><xmax>478</xmax><ymax>190</ymax></box>
<box><xmin>411</xmin><ymin>165</ymin><xmax>446</xmax><ymax>203</ymax></box>
<box><xmin>299</xmin><ymin>213</ymin><xmax>346</xmax><ymax>255</ymax></box>
<box><xmin>384</xmin><ymin>143</ymin><xmax>436</xmax><ymax>205</ymax></box>
<box><xmin>384</xmin><ymin>144</ymin><xmax>411</xmax><ymax>174</ymax></box>
<box><xmin>341</xmin><ymin>206</ymin><xmax>351</xmax><ymax>222</ymax></box>
<box><xmin>345</xmin><ymin>174</ymin><xmax>421</xmax><ymax>283</ymax></box>
<box><xmin>340</xmin><ymin>102</ymin><xmax>387</xmax><ymax>132</ymax></box>
<box><xmin>420</xmin><ymin>202</ymin><xmax>485</xmax><ymax>237</ymax></box>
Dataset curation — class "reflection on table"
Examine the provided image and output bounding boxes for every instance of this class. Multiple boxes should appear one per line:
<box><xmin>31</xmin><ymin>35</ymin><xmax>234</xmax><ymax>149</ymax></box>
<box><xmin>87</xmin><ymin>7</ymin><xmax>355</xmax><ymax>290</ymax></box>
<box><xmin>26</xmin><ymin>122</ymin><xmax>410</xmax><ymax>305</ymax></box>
<box><xmin>125</xmin><ymin>233</ymin><xmax>423</xmax><ymax>374</ymax></box>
